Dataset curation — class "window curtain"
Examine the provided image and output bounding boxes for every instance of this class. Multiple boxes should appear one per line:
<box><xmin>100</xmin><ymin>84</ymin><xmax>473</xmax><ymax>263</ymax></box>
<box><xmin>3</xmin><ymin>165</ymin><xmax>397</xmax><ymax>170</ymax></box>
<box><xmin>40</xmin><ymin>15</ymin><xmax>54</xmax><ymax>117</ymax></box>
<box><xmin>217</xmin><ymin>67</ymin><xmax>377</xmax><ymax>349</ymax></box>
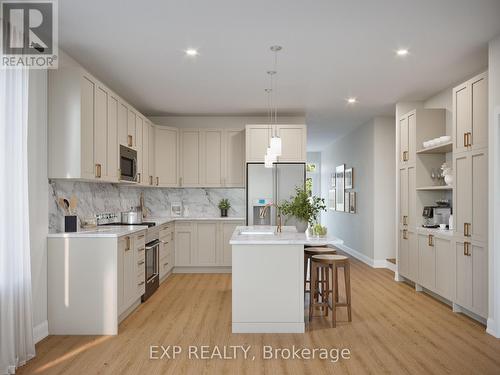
<box><xmin>0</xmin><ymin>27</ymin><xmax>36</xmax><ymax>374</ymax></box>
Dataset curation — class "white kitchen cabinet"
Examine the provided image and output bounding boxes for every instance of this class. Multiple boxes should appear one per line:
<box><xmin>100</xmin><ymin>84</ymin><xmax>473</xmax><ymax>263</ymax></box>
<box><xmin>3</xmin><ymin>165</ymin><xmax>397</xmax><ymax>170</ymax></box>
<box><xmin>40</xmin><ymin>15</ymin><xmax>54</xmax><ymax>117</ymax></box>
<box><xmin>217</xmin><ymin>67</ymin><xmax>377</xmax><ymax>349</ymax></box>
<box><xmin>201</xmin><ymin>129</ymin><xmax>223</xmax><ymax>187</ymax></box>
<box><xmin>127</xmin><ymin>109</ymin><xmax>136</xmax><ymax>149</ymax></box>
<box><xmin>453</xmin><ymin>149</ymin><xmax>488</xmax><ymax>242</ymax></box>
<box><xmin>123</xmin><ymin>235</ymin><xmax>137</xmax><ymax>308</ymax></box>
<box><xmin>435</xmin><ymin>237</ymin><xmax>454</xmax><ymax>301</ymax></box>
<box><xmin>398</xmin><ymin>111</ymin><xmax>416</xmax><ymax>166</ymax></box>
<box><xmin>418</xmin><ymin>234</ymin><xmax>436</xmax><ymax>291</ymax></box>
<box><xmin>155</xmin><ymin>126</ymin><xmax>179</xmax><ymax>187</ymax></box>
<box><xmin>455</xmin><ymin>240</ymin><xmax>488</xmax><ymax>318</ymax></box>
<box><xmin>221</xmin><ymin>221</ymin><xmax>244</xmax><ymax>266</ymax></box>
<box><xmin>399</xmin><ymin>167</ymin><xmax>408</xmax><ymax>227</ymax></box>
<box><xmin>147</xmin><ymin>122</ymin><xmax>155</xmax><ymax>186</ymax></box>
<box><xmin>245</xmin><ymin>124</ymin><xmax>307</xmax><ymax>162</ymax></box>
<box><xmin>118</xmin><ymin>101</ymin><xmax>129</xmax><ymax>147</ymax></box>
<box><xmin>398</xmin><ymin>230</ymin><xmax>409</xmax><ymax>277</ymax></box>
<box><xmin>159</xmin><ymin>223</ymin><xmax>174</xmax><ymax>280</ymax></box>
<box><xmin>94</xmin><ymin>85</ymin><xmax>108</xmax><ymax>180</ymax></box>
<box><xmin>453</xmin><ymin>71</ymin><xmax>488</xmax><ymax>153</ymax></box>
<box><xmin>140</xmin><ymin>119</ymin><xmax>149</xmax><ymax>186</ymax></box>
<box><xmin>107</xmin><ymin>94</ymin><xmax>119</xmax><ymax>182</ymax></box>
<box><xmin>224</xmin><ymin>129</ymin><xmax>245</xmax><ymax>187</ymax></box>
<box><xmin>408</xmin><ymin>231</ymin><xmax>418</xmax><ymax>281</ymax></box>
<box><xmin>180</xmin><ymin>129</ymin><xmax>201</xmax><ymax>187</ymax></box>
<box><xmin>196</xmin><ymin>222</ymin><xmax>218</xmax><ymax>265</ymax></box>
<box><xmin>136</xmin><ymin>116</ymin><xmax>144</xmax><ymax>184</ymax></box>
<box><xmin>276</xmin><ymin>124</ymin><xmax>307</xmax><ymax>162</ymax></box>
<box><xmin>175</xmin><ymin>222</ymin><xmax>194</xmax><ymax>266</ymax></box>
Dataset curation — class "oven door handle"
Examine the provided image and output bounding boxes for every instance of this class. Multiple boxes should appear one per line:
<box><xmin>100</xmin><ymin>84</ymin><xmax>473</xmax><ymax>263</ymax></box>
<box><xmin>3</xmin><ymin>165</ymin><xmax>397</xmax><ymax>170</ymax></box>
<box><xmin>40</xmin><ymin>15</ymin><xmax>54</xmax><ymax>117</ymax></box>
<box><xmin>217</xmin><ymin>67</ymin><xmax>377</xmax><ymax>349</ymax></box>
<box><xmin>145</xmin><ymin>239</ymin><xmax>160</xmax><ymax>249</ymax></box>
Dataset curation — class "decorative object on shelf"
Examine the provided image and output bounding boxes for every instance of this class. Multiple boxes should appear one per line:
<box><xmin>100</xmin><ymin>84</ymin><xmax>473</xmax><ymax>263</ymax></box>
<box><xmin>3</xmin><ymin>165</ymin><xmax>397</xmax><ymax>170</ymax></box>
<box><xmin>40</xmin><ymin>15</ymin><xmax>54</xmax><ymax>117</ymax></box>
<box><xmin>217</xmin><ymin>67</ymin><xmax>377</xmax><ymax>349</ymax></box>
<box><xmin>171</xmin><ymin>202</ymin><xmax>183</xmax><ymax>217</ymax></box>
<box><xmin>441</xmin><ymin>162</ymin><xmax>453</xmax><ymax>186</ymax></box>
<box><xmin>64</xmin><ymin>215</ymin><xmax>78</xmax><ymax>233</ymax></box>
<box><xmin>335</xmin><ymin>164</ymin><xmax>345</xmax><ymax>211</ymax></box>
<box><xmin>345</xmin><ymin>168</ymin><xmax>353</xmax><ymax>189</ymax></box>
<box><xmin>344</xmin><ymin>192</ymin><xmax>350</xmax><ymax>212</ymax></box>
<box><xmin>218</xmin><ymin>199</ymin><xmax>231</xmax><ymax>217</ymax></box>
<box><xmin>279</xmin><ymin>187</ymin><xmax>326</xmax><ymax>232</ymax></box>
<box><xmin>422</xmin><ymin>135</ymin><xmax>451</xmax><ymax>149</ymax></box>
<box><xmin>328</xmin><ymin>189</ymin><xmax>336</xmax><ymax>211</ymax></box>
<box><xmin>349</xmin><ymin>192</ymin><xmax>356</xmax><ymax>213</ymax></box>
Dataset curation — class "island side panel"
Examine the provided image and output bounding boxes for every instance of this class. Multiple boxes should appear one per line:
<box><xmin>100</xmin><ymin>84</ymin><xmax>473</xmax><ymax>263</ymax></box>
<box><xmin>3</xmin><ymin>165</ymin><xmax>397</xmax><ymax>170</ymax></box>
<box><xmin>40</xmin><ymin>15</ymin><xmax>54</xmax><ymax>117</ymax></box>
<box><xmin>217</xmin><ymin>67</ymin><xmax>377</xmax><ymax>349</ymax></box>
<box><xmin>232</xmin><ymin>244</ymin><xmax>305</xmax><ymax>333</ymax></box>
<box><xmin>48</xmin><ymin>237</ymin><xmax>119</xmax><ymax>335</ymax></box>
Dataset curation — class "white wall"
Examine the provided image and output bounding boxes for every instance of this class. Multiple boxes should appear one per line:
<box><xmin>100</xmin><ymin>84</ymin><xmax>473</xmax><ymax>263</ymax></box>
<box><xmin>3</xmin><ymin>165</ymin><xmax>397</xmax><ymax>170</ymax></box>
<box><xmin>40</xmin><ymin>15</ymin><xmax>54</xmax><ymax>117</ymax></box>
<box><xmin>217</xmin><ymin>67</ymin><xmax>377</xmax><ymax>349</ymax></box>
<box><xmin>487</xmin><ymin>34</ymin><xmax>500</xmax><ymax>338</ymax></box>
<box><xmin>27</xmin><ymin>70</ymin><xmax>49</xmax><ymax>342</ymax></box>
<box><xmin>321</xmin><ymin>118</ymin><xmax>395</xmax><ymax>265</ymax></box>
<box><xmin>373</xmin><ymin>117</ymin><xmax>396</xmax><ymax>261</ymax></box>
<box><xmin>149</xmin><ymin>115</ymin><xmax>305</xmax><ymax>129</ymax></box>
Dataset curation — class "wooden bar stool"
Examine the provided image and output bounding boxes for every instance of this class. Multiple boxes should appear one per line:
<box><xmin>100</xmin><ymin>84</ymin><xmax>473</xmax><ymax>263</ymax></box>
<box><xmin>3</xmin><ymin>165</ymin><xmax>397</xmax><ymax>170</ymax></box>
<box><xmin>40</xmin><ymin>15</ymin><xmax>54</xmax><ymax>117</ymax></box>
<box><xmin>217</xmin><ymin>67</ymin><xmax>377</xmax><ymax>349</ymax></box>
<box><xmin>309</xmin><ymin>254</ymin><xmax>352</xmax><ymax>327</ymax></box>
<box><xmin>304</xmin><ymin>246</ymin><xmax>337</xmax><ymax>295</ymax></box>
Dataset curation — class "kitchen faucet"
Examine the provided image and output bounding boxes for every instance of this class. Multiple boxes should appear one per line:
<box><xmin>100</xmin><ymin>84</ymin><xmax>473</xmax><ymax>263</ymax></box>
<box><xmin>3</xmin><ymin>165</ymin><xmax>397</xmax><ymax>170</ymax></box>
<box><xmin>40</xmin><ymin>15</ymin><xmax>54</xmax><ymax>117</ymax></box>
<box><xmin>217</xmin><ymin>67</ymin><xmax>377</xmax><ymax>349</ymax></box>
<box><xmin>259</xmin><ymin>203</ymin><xmax>282</xmax><ymax>233</ymax></box>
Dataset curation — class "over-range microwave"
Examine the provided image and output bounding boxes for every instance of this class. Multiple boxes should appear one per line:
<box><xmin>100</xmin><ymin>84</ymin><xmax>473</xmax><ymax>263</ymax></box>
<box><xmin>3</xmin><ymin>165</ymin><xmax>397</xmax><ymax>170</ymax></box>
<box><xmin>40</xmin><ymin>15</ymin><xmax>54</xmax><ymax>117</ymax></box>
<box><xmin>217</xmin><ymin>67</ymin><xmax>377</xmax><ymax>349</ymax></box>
<box><xmin>120</xmin><ymin>145</ymin><xmax>137</xmax><ymax>182</ymax></box>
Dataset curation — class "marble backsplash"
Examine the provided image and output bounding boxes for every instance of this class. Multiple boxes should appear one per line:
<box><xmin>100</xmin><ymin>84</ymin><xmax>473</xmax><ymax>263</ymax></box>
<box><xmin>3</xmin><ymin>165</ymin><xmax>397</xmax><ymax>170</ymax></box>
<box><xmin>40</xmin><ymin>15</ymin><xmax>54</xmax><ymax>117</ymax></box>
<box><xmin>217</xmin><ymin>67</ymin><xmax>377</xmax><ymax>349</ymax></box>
<box><xmin>49</xmin><ymin>180</ymin><xmax>245</xmax><ymax>232</ymax></box>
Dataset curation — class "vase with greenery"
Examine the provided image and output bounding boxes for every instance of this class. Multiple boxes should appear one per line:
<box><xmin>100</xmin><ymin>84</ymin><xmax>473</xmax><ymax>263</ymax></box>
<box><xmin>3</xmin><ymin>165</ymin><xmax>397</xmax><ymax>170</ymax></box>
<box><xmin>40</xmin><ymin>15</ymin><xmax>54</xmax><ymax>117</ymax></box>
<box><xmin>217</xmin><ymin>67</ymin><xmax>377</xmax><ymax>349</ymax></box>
<box><xmin>218</xmin><ymin>199</ymin><xmax>231</xmax><ymax>217</ymax></box>
<box><xmin>279</xmin><ymin>187</ymin><xmax>326</xmax><ymax>232</ymax></box>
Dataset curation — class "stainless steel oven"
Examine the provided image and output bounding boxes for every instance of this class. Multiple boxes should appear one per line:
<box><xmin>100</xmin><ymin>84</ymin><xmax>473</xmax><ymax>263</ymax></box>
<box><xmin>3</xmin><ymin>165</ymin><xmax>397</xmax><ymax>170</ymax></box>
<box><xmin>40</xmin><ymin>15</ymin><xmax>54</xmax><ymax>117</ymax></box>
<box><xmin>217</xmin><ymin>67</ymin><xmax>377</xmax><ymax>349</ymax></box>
<box><xmin>120</xmin><ymin>145</ymin><xmax>137</xmax><ymax>182</ymax></box>
<box><xmin>142</xmin><ymin>239</ymin><xmax>159</xmax><ymax>302</ymax></box>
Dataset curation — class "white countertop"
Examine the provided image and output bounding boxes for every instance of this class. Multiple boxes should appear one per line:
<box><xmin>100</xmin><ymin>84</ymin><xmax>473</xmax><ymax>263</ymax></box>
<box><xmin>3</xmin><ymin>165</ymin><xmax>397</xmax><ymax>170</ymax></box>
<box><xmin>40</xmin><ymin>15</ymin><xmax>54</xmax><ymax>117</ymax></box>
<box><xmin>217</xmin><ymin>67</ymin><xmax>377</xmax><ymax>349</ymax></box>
<box><xmin>47</xmin><ymin>217</ymin><xmax>246</xmax><ymax>238</ymax></box>
<box><xmin>229</xmin><ymin>226</ymin><xmax>343</xmax><ymax>246</ymax></box>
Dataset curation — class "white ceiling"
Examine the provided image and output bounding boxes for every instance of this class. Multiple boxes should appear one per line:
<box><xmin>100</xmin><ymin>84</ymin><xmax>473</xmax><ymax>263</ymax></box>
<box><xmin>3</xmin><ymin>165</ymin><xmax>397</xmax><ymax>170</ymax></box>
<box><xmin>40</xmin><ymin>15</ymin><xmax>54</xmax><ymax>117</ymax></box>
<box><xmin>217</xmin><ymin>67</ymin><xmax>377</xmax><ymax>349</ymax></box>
<box><xmin>59</xmin><ymin>0</ymin><xmax>500</xmax><ymax>150</ymax></box>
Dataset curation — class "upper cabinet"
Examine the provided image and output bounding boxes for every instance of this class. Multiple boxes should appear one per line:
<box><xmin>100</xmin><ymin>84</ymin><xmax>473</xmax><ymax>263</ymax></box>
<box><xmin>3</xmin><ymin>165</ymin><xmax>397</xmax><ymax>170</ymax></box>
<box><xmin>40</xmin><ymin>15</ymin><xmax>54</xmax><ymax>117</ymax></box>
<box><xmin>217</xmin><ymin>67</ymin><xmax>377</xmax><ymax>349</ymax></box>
<box><xmin>178</xmin><ymin>128</ymin><xmax>246</xmax><ymax>188</ymax></box>
<box><xmin>245</xmin><ymin>124</ymin><xmax>307</xmax><ymax>162</ymax></box>
<box><xmin>453</xmin><ymin>71</ymin><xmax>488</xmax><ymax>154</ymax></box>
<box><xmin>49</xmin><ymin>67</ymin><xmax>122</xmax><ymax>182</ymax></box>
<box><xmin>155</xmin><ymin>126</ymin><xmax>179</xmax><ymax>187</ymax></box>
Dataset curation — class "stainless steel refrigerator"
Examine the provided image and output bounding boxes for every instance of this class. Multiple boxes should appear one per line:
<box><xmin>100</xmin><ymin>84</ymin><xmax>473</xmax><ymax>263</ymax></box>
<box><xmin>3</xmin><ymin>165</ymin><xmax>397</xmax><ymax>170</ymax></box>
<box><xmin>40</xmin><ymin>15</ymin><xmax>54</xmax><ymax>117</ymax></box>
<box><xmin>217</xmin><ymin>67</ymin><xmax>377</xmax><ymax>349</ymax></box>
<box><xmin>246</xmin><ymin>163</ymin><xmax>306</xmax><ymax>226</ymax></box>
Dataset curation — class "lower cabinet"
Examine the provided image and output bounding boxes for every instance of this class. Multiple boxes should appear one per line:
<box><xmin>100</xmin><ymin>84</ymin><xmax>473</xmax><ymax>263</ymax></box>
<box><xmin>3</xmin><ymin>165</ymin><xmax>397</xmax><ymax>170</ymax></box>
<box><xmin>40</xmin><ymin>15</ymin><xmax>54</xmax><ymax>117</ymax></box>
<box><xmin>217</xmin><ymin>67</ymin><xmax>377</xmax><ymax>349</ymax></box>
<box><xmin>118</xmin><ymin>231</ymin><xmax>146</xmax><ymax>317</ymax></box>
<box><xmin>159</xmin><ymin>223</ymin><xmax>174</xmax><ymax>280</ymax></box>
<box><xmin>174</xmin><ymin>220</ymin><xmax>244</xmax><ymax>269</ymax></box>
<box><xmin>434</xmin><ymin>237</ymin><xmax>454</xmax><ymax>301</ymax></box>
<box><xmin>398</xmin><ymin>229</ymin><xmax>417</xmax><ymax>280</ymax></box>
<box><xmin>455</xmin><ymin>239</ymin><xmax>488</xmax><ymax>318</ymax></box>
<box><xmin>418</xmin><ymin>234</ymin><xmax>436</xmax><ymax>290</ymax></box>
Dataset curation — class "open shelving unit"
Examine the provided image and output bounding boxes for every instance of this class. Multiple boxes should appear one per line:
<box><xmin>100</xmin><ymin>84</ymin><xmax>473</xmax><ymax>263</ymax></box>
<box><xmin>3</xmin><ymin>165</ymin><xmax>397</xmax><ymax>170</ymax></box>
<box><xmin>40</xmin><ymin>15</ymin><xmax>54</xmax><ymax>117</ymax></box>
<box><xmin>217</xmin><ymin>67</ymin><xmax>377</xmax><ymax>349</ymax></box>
<box><xmin>416</xmin><ymin>141</ymin><xmax>453</xmax><ymax>154</ymax></box>
<box><xmin>416</xmin><ymin>185</ymin><xmax>453</xmax><ymax>191</ymax></box>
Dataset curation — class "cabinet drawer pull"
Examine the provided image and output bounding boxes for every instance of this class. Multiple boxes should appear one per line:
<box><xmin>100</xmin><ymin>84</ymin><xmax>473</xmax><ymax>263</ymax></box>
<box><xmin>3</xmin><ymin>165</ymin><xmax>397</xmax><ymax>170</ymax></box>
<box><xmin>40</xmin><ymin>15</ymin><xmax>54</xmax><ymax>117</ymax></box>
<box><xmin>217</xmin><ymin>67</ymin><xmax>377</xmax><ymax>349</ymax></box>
<box><xmin>128</xmin><ymin>135</ymin><xmax>133</xmax><ymax>147</ymax></box>
<box><xmin>163</xmin><ymin>262</ymin><xmax>169</xmax><ymax>267</ymax></box>
<box><xmin>138</xmin><ymin>247</ymin><xmax>145</xmax><ymax>252</ymax></box>
<box><xmin>125</xmin><ymin>237</ymin><xmax>131</xmax><ymax>251</ymax></box>
<box><xmin>138</xmin><ymin>260</ymin><xmax>145</xmax><ymax>266</ymax></box>
<box><xmin>463</xmin><ymin>132</ymin><xmax>468</xmax><ymax>147</ymax></box>
<box><xmin>467</xmin><ymin>132</ymin><xmax>472</xmax><ymax>147</ymax></box>
<box><xmin>138</xmin><ymin>234</ymin><xmax>145</xmax><ymax>239</ymax></box>
<box><xmin>464</xmin><ymin>242</ymin><xmax>471</xmax><ymax>256</ymax></box>
<box><xmin>464</xmin><ymin>222</ymin><xmax>471</xmax><ymax>237</ymax></box>
<box><xmin>149</xmin><ymin>175</ymin><xmax>153</xmax><ymax>186</ymax></box>
<box><xmin>138</xmin><ymin>281</ymin><xmax>145</xmax><ymax>286</ymax></box>
<box><xmin>428</xmin><ymin>234</ymin><xmax>434</xmax><ymax>247</ymax></box>
<box><xmin>95</xmin><ymin>164</ymin><xmax>102</xmax><ymax>178</ymax></box>
<box><xmin>402</xmin><ymin>215</ymin><xmax>407</xmax><ymax>226</ymax></box>
<box><xmin>403</xmin><ymin>229</ymin><xmax>407</xmax><ymax>240</ymax></box>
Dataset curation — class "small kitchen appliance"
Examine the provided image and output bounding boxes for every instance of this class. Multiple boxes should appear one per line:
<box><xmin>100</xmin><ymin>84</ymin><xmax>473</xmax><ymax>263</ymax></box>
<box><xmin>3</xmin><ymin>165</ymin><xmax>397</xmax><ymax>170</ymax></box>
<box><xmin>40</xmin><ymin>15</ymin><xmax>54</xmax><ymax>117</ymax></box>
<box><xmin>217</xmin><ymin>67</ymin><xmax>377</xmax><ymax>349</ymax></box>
<box><xmin>422</xmin><ymin>205</ymin><xmax>451</xmax><ymax>228</ymax></box>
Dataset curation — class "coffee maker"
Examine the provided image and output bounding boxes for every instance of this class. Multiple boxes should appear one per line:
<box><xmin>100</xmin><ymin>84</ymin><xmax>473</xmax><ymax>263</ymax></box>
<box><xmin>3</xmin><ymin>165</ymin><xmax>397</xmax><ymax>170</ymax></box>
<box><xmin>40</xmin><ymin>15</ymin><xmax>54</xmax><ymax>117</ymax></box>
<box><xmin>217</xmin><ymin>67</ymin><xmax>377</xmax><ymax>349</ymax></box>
<box><xmin>422</xmin><ymin>206</ymin><xmax>451</xmax><ymax>228</ymax></box>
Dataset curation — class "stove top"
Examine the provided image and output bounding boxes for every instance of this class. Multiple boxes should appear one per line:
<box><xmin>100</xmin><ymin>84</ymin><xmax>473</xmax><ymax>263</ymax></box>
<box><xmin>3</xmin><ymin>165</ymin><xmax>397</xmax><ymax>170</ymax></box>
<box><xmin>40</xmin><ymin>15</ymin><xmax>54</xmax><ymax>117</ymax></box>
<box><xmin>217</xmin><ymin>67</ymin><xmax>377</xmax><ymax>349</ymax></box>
<box><xmin>100</xmin><ymin>222</ymin><xmax>156</xmax><ymax>228</ymax></box>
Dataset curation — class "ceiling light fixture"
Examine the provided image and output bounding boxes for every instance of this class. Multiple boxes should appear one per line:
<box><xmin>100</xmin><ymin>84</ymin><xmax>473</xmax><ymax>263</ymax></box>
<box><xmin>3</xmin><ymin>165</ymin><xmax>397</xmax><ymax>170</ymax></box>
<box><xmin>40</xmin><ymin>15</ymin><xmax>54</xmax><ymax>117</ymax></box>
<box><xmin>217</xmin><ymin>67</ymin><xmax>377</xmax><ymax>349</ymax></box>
<box><xmin>185</xmin><ymin>48</ymin><xmax>199</xmax><ymax>56</ymax></box>
<box><xmin>264</xmin><ymin>45</ymin><xmax>283</xmax><ymax>164</ymax></box>
<box><xmin>347</xmin><ymin>97</ymin><xmax>357</xmax><ymax>104</ymax></box>
<box><xmin>396</xmin><ymin>48</ymin><xmax>409</xmax><ymax>56</ymax></box>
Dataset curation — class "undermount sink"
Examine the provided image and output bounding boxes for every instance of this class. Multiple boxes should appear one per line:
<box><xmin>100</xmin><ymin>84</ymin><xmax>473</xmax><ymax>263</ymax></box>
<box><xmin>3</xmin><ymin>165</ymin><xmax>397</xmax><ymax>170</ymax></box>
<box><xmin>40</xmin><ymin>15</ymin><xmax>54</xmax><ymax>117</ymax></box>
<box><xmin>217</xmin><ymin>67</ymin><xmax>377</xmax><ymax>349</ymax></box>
<box><xmin>239</xmin><ymin>229</ymin><xmax>275</xmax><ymax>235</ymax></box>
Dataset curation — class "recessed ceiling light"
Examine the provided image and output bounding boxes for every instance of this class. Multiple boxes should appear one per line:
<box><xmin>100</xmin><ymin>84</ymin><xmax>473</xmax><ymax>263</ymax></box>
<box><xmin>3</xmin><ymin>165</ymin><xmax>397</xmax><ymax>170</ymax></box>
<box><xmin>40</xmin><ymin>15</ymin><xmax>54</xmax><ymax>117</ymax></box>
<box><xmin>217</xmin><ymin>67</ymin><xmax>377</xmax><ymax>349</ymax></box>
<box><xmin>185</xmin><ymin>48</ymin><xmax>199</xmax><ymax>56</ymax></box>
<box><xmin>347</xmin><ymin>97</ymin><xmax>357</xmax><ymax>104</ymax></box>
<box><xmin>396</xmin><ymin>49</ymin><xmax>409</xmax><ymax>56</ymax></box>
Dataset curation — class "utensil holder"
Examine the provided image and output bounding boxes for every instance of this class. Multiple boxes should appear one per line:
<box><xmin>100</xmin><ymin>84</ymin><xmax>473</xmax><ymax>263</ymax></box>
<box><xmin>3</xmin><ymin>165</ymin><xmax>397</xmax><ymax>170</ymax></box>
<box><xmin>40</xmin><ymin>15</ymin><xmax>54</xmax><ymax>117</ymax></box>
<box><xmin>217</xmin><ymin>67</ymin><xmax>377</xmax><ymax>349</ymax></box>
<box><xmin>65</xmin><ymin>215</ymin><xmax>78</xmax><ymax>232</ymax></box>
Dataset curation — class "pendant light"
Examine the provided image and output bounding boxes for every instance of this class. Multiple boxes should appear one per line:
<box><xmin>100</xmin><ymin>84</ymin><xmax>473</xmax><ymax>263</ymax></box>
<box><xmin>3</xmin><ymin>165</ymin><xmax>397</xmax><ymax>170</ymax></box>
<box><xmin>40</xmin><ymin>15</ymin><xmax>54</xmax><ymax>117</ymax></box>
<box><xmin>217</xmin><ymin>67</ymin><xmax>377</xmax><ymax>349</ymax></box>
<box><xmin>269</xmin><ymin>45</ymin><xmax>282</xmax><ymax>156</ymax></box>
<box><xmin>264</xmin><ymin>87</ymin><xmax>276</xmax><ymax>168</ymax></box>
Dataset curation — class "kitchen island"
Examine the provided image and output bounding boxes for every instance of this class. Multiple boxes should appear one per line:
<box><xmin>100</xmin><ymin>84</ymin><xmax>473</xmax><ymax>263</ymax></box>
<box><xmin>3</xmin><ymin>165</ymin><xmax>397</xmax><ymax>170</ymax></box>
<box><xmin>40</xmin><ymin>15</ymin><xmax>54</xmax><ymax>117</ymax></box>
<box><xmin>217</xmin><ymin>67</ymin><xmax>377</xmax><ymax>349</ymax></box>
<box><xmin>230</xmin><ymin>226</ymin><xmax>342</xmax><ymax>333</ymax></box>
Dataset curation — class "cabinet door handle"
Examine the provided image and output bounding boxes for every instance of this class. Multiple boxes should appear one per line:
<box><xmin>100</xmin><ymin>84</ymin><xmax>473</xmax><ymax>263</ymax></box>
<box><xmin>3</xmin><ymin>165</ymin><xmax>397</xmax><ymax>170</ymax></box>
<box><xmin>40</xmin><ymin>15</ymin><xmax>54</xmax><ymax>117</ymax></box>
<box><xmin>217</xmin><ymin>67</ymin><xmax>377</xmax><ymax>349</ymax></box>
<box><xmin>149</xmin><ymin>175</ymin><xmax>153</xmax><ymax>186</ymax></box>
<box><xmin>128</xmin><ymin>135</ymin><xmax>133</xmax><ymax>147</ymax></box>
<box><xmin>95</xmin><ymin>164</ymin><xmax>102</xmax><ymax>178</ymax></box>
<box><xmin>137</xmin><ymin>172</ymin><xmax>141</xmax><ymax>183</ymax></box>
<box><xmin>464</xmin><ymin>222</ymin><xmax>471</xmax><ymax>237</ymax></box>
<box><xmin>467</xmin><ymin>132</ymin><xmax>472</xmax><ymax>147</ymax></box>
<box><xmin>138</xmin><ymin>260</ymin><xmax>145</xmax><ymax>266</ymax></box>
<box><xmin>156</xmin><ymin>177</ymin><xmax>159</xmax><ymax>186</ymax></box>
<box><xmin>428</xmin><ymin>234</ymin><xmax>434</xmax><ymax>247</ymax></box>
<box><xmin>403</xmin><ymin>229</ymin><xmax>407</xmax><ymax>240</ymax></box>
<box><xmin>463</xmin><ymin>132</ymin><xmax>468</xmax><ymax>147</ymax></box>
<box><xmin>403</xmin><ymin>215</ymin><xmax>407</xmax><ymax>226</ymax></box>
<box><xmin>125</xmin><ymin>237</ymin><xmax>131</xmax><ymax>251</ymax></box>
<box><xmin>163</xmin><ymin>262</ymin><xmax>169</xmax><ymax>267</ymax></box>
<box><xmin>138</xmin><ymin>247</ymin><xmax>145</xmax><ymax>252</ymax></box>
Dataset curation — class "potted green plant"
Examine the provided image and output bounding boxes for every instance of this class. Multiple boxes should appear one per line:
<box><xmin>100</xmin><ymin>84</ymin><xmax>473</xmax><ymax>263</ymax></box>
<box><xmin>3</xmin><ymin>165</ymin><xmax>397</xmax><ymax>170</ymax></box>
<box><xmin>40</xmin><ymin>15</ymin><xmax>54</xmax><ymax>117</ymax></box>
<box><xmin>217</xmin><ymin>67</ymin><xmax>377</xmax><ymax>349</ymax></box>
<box><xmin>218</xmin><ymin>199</ymin><xmax>231</xmax><ymax>217</ymax></box>
<box><xmin>279</xmin><ymin>187</ymin><xmax>326</xmax><ymax>232</ymax></box>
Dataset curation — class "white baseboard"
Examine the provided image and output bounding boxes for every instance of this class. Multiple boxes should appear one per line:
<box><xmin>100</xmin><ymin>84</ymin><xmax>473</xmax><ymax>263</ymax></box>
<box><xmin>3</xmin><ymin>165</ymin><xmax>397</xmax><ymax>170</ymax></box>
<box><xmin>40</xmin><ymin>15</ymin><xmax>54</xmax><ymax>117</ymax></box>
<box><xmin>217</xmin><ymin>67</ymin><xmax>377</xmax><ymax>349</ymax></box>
<box><xmin>335</xmin><ymin>242</ymin><xmax>394</xmax><ymax>271</ymax></box>
<box><xmin>33</xmin><ymin>320</ymin><xmax>48</xmax><ymax>344</ymax></box>
<box><xmin>487</xmin><ymin>318</ymin><xmax>499</xmax><ymax>338</ymax></box>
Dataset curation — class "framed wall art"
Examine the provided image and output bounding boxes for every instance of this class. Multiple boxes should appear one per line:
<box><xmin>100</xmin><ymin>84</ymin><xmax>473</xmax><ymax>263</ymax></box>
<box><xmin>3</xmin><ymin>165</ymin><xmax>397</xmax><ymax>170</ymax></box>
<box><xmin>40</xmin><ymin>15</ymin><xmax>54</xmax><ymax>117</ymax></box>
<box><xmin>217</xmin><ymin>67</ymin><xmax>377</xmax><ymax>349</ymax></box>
<box><xmin>349</xmin><ymin>191</ymin><xmax>356</xmax><ymax>213</ymax></box>
<box><xmin>345</xmin><ymin>168</ymin><xmax>353</xmax><ymax>189</ymax></box>
<box><xmin>335</xmin><ymin>164</ymin><xmax>345</xmax><ymax>211</ymax></box>
<box><xmin>344</xmin><ymin>191</ymin><xmax>350</xmax><ymax>212</ymax></box>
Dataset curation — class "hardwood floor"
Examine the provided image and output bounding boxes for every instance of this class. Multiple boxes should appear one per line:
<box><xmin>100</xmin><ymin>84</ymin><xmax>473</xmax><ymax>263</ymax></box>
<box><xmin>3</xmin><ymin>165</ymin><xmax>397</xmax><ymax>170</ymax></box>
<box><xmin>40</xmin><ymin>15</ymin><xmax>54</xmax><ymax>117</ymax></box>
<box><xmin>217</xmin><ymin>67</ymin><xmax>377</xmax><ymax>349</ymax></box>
<box><xmin>19</xmin><ymin>254</ymin><xmax>500</xmax><ymax>375</ymax></box>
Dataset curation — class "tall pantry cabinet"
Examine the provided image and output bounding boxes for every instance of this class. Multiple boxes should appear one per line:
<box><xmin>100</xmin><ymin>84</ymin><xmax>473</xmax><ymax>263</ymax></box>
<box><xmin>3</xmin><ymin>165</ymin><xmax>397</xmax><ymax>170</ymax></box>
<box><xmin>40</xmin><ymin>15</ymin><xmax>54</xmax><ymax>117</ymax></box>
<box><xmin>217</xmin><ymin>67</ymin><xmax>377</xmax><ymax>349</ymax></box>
<box><xmin>452</xmin><ymin>71</ymin><xmax>488</xmax><ymax>318</ymax></box>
